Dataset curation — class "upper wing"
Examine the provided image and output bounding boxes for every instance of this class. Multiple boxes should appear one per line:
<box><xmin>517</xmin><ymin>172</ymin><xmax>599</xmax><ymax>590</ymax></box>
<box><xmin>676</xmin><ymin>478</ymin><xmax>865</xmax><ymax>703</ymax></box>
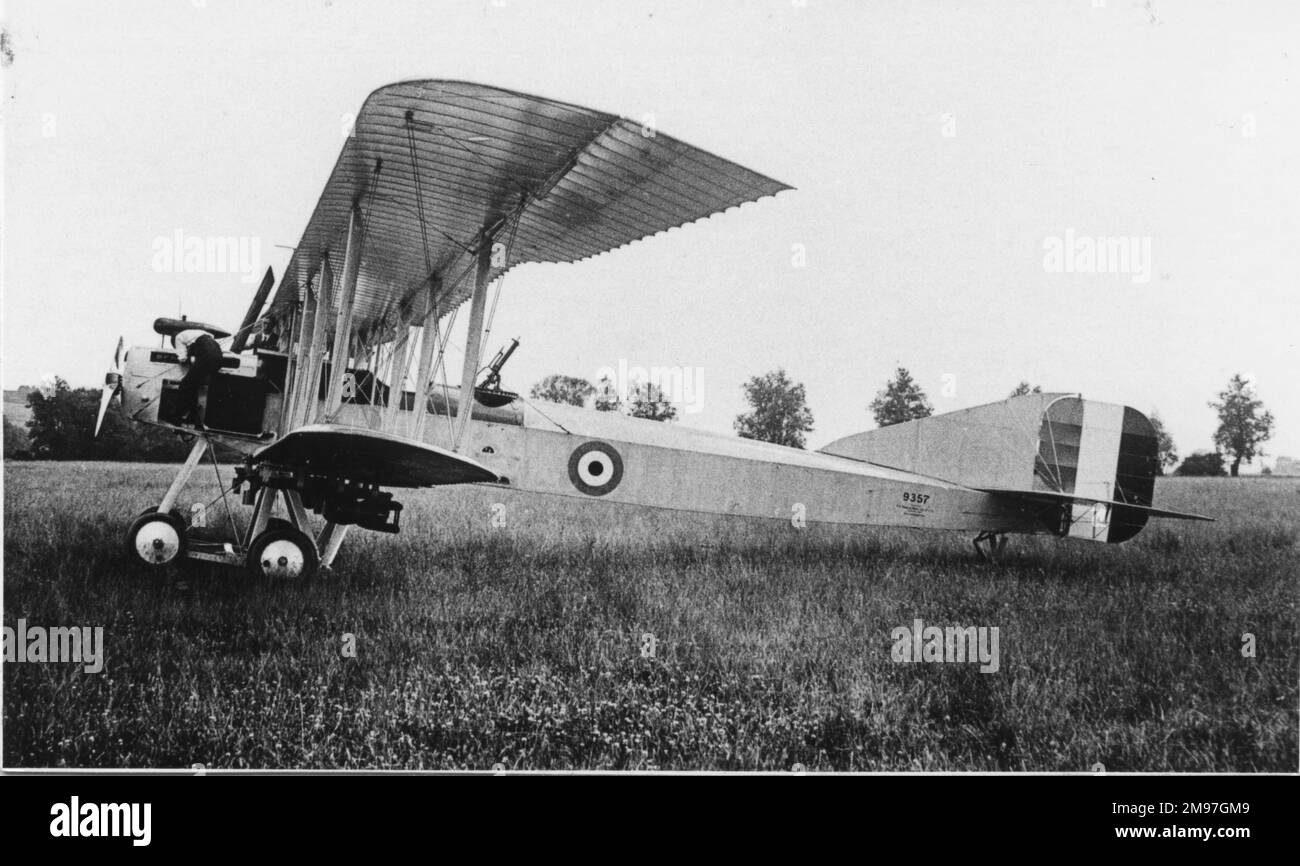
<box><xmin>267</xmin><ymin>80</ymin><xmax>791</xmax><ymax>342</ymax></box>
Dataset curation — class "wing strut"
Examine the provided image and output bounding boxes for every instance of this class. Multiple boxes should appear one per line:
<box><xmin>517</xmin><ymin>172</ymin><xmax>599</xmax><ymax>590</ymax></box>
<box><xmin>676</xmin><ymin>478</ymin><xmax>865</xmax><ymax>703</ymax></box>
<box><xmin>381</xmin><ymin>325</ymin><xmax>414</xmax><ymax>432</ymax></box>
<box><xmin>323</xmin><ymin>205</ymin><xmax>363</xmax><ymax>416</ymax></box>
<box><xmin>453</xmin><ymin>234</ymin><xmax>495</xmax><ymax>451</ymax></box>
<box><xmin>300</xmin><ymin>257</ymin><xmax>333</xmax><ymax>427</ymax></box>
<box><xmin>279</xmin><ymin>295</ymin><xmax>300</xmax><ymax>432</ymax></box>
<box><xmin>407</xmin><ymin>280</ymin><xmax>443</xmax><ymax>439</ymax></box>
<box><xmin>286</xmin><ymin>266</ymin><xmax>320</xmax><ymax>430</ymax></box>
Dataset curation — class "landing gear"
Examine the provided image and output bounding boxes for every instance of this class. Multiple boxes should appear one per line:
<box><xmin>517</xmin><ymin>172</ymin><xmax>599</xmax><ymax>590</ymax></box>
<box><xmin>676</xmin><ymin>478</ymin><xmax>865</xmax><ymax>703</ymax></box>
<box><xmin>123</xmin><ymin>436</ymin><xmax>325</xmax><ymax>580</ymax></box>
<box><xmin>124</xmin><ymin>435</ymin><xmax>357</xmax><ymax>581</ymax></box>
<box><xmin>241</xmin><ymin>487</ymin><xmax>321</xmax><ymax>580</ymax></box>
<box><xmin>125</xmin><ymin>507</ymin><xmax>187</xmax><ymax>566</ymax></box>
<box><xmin>246</xmin><ymin>525</ymin><xmax>319</xmax><ymax>581</ymax></box>
<box><xmin>972</xmin><ymin>531</ymin><xmax>1008</xmax><ymax>564</ymax></box>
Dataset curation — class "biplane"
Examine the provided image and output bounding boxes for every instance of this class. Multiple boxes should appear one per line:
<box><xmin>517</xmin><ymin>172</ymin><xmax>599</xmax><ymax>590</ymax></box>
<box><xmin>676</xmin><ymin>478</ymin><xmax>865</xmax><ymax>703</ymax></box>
<box><xmin>95</xmin><ymin>80</ymin><xmax>1209</xmax><ymax>580</ymax></box>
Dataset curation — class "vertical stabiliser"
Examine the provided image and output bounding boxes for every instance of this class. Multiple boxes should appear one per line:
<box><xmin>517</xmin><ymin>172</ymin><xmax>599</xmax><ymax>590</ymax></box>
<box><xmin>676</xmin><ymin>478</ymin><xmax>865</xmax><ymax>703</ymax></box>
<box><xmin>1035</xmin><ymin>397</ymin><xmax>1160</xmax><ymax>543</ymax></box>
<box><xmin>1066</xmin><ymin>401</ymin><xmax>1125</xmax><ymax>541</ymax></box>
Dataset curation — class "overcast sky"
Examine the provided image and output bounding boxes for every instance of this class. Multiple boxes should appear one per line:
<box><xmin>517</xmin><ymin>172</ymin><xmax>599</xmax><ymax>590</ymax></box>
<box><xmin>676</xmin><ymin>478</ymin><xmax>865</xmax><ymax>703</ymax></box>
<box><xmin>4</xmin><ymin>0</ymin><xmax>1297</xmax><ymax>466</ymax></box>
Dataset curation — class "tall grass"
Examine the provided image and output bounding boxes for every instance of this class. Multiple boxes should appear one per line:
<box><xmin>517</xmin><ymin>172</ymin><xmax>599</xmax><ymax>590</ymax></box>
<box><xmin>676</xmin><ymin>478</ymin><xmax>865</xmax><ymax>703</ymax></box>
<box><xmin>3</xmin><ymin>464</ymin><xmax>1296</xmax><ymax>770</ymax></box>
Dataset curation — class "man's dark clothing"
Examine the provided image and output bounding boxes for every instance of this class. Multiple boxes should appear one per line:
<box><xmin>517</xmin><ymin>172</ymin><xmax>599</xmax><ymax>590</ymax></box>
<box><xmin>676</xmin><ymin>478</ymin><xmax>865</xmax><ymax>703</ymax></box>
<box><xmin>177</xmin><ymin>333</ymin><xmax>223</xmax><ymax>423</ymax></box>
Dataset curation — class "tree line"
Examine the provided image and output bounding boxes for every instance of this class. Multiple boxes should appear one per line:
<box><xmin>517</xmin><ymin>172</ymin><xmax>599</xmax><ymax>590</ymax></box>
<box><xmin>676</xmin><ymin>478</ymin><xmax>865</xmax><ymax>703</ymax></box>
<box><xmin>5</xmin><ymin>369</ymin><xmax>1275</xmax><ymax>477</ymax></box>
<box><xmin>530</xmin><ymin>366</ymin><xmax>1274</xmax><ymax>477</ymax></box>
<box><xmin>5</xmin><ymin>378</ymin><xmax>199</xmax><ymax>462</ymax></box>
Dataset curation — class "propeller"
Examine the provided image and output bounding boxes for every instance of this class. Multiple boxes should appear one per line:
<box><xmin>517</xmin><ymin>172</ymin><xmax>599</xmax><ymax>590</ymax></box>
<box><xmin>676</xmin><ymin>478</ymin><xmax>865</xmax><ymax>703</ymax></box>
<box><xmin>230</xmin><ymin>266</ymin><xmax>276</xmax><ymax>354</ymax></box>
<box><xmin>94</xmin><ymin>337</ymin><xmax>125</xmax><ymax>438</ymax></box>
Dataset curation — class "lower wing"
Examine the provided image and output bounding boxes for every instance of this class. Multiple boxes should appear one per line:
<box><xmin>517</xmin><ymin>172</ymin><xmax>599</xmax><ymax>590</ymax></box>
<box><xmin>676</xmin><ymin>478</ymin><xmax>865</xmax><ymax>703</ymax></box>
<box><xmin>253</xmin><ymin>424</ymin><xmax>499</xmax><ymax>487</ymax></box>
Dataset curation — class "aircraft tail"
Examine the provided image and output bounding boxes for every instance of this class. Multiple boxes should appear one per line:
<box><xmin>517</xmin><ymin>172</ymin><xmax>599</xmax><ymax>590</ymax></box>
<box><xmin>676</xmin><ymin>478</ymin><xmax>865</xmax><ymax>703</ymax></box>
<box><xmin>819</xmin><ymin>394</ymin><xmax>1209</xmax><ymax>543</ymax></box>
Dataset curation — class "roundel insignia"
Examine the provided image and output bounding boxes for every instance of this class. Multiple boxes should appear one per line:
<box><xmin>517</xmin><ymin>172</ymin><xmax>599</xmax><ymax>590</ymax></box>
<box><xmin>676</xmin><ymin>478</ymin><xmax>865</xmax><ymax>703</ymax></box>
<box><xmin>568</xmin><ymin>441</ymin><xmax>624</xmax><ymax>496</ymax></box>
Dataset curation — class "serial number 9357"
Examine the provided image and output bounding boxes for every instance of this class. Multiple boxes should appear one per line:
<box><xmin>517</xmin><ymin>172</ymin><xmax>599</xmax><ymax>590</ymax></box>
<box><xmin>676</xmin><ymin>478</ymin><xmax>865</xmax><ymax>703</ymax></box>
<box><xmin>902</xmin><ymin>492</ymin><xmax>931</xmax><ymax>505</ymax></box>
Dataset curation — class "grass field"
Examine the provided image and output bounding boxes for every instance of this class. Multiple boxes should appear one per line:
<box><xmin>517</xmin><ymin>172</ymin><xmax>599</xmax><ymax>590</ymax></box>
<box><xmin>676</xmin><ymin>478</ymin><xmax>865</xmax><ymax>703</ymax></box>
<box><xmin>3</xmin><ymin>461</ymin><xmax>1296</xmax><ymax>771</ymax></box>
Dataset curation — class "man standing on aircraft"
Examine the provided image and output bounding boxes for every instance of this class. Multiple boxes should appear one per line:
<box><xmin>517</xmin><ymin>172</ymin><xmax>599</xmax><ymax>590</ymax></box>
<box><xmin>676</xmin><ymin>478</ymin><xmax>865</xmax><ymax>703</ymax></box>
<box><xmin>251</xmin><ymin>318</ymin><xmax>280</xmax><ymax>351</ymax></box>
<box><xmin>173</xmin><ymin>328</ymin><xmax>223</xmax><ymax>427</ymax></box>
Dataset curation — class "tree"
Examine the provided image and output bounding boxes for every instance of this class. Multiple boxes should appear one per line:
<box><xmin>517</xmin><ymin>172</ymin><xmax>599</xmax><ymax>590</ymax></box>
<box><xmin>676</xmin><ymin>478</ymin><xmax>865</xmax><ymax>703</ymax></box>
<box><xmin>1147</xmin><ymin>410</ymin><xmax>1178</xmax><ymax>475</ymax></box>
<box><xmin>1009</xmin><ymin>381</ymin><xmax>1043</xmax><ymax>397</ymax></box>
<box><xmin>4</xmin><ymin>415</ymin><xmax>31</xmax><ymax>459</ymax></box>
<box><xmin>594</xmin><ymin>375</ymin><xmax>622</xmax><ymax>413</ymax></box>
<box><xmin>869</xmin><ymin>367</ymin><xmax>933</xmax><ymax>427</ymax></box>
<box><xmin>25</xmin><ymin>377</ymin><xmax>192</xmax><ymax>461</ymax></box>
<box><xmin>1174</xmin><ymin>451</ymin><xmax>1227</xmax><ymax>477</ymax></box>
<box><xmin>626</xmin><ymin>381</ymin><xmax>677</xmax><ymax>422</ymax></box>
<box><xmin>529</xmin><ymin>374</ymin><xmax>596</xmax><ymax>408</ymax></box>
<box><xmin>734</xmin><ymin>368</ymin><xmax>814</xmax><ymax>449</ymax></box>
<box><xmin>591</xmin><ymin>376</ymin><xmax>677</xmax><ymax>422</ymax></box>
<box><xmin>1209</xmin><ymin>374</ymin><xmax>1274</xmax><ymax>476</ymax></box>
<box><xmin>26</xmin><ymin>378</ymin><xmax>92</xmax><ymax>459</ymax></box>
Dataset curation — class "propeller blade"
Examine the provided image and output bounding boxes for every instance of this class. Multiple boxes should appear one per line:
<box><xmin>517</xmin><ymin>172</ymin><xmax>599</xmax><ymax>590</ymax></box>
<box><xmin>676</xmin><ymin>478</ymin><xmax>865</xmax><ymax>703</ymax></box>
<box><xmin>230</xmin><ymin>267</ymin><xmax>276</xmax><ymax>354</ymax></box>
<box><xmin>95</xmin><ymin>337</ymin><xmax>125</xmax><ymax>438</ymax></box>
<box><xmin>94</xmin><ymin>378</ymin><xmax>118</xmax><ymax>438</ymax></box>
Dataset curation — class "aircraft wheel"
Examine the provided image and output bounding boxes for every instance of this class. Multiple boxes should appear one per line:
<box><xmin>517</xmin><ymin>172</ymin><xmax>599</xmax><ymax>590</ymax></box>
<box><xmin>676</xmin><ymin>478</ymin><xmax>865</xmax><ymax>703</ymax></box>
<box><xmin>246</xmin><ymin>526</ymin><xmax>318</xmax><ymax>581</ymax></box>
<box><xmin>126</xmin><ymin>507</ymin><xmax>187</xmax><ymax>567</ymax></box>
<box><xmin>257</xmin><ymin>518</ymin><xmax>305</xmax><ymax>546</ymax></box>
